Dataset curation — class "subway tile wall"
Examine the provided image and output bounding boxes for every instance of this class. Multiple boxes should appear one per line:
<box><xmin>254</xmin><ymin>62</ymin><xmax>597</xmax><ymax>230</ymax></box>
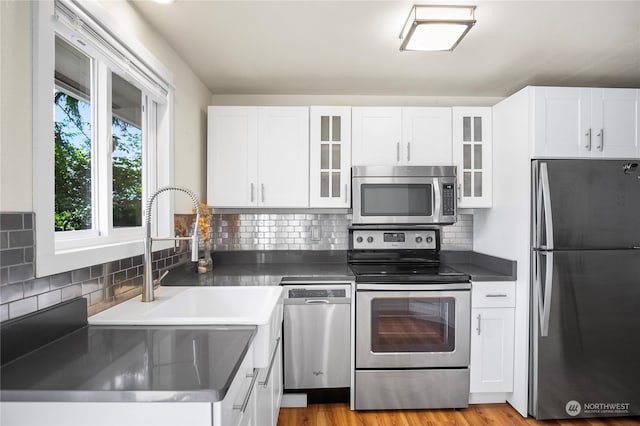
<box><xmin>1</xmin><ymin>211</ymin><xmax>473</xmax><ymax>320</ymax></box>
<box><xmin>0</xmin><ymin>212</ymin><xmax>189</xmax><ymax>321</ymax></box>
<box><xmin>210</xmin><ymin>213</ymin><xmax>473</xmax><ymax>251</ymax></box>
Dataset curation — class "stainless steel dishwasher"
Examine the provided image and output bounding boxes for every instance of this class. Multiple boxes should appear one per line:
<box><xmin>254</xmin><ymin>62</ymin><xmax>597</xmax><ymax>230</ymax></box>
<box><xmin>282</xmin><ymin>282</ymin><xmax>351</xmax><ymax>390</ymax></box>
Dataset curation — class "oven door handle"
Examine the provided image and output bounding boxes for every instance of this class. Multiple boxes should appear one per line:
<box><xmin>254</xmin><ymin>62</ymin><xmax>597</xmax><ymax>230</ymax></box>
<box><xmin>356</xmin><ymin>283</ymin><xmax>471</xmax><ymax>291</ymax></box>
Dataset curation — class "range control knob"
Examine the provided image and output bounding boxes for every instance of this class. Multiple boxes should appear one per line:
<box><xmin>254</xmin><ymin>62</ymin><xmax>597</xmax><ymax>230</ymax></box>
<box><xmin>415</xmin><ymin>236</ymin><xmax>423</xmax><ymax>244</ymax></box>
<box><xmin>356</xmin><ymin>236</ymin><xmax>363</xmax><ymax>244</ymax></box>
<box><xmin>367</xmin><ymin>236</ymin><xmax>374</xmax><ymax>243</ymax></box>
<box><xmin>426</xmin><ymin>236</ymin><xmax>434</xmax><ymax>244</ymax></box>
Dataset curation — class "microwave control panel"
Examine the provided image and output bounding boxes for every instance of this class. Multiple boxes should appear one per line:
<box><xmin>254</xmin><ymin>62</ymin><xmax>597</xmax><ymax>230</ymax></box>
<box><xmin>352</xmin><ymin>229</ymin><xmax>437</xmax><ymax>250</ymax></box>
<box><xmin>442</xmin><ymin>183</ymin><xmax>456</xmax><ymax>216</ymax></box>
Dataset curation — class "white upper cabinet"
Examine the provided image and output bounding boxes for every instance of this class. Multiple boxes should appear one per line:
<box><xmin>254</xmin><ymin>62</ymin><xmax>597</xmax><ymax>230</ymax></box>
<box><xmin>452</xmin><ymin>107</ymin><xmax>493</xmax><ymax>208</ymax></box>
<box><xmin>533</xmin><ymin>87</ymin><xmax>639</xmax><ymax>158</ymax></box>
<box><xmin>590</xmin><ymin>88</ymin><xmax>639</xmax><ymax>157</ymax></box>
<box><xmin>352</xmin><ymin>107</ymin><xmax>402</xmax><ymax>165</ymax></box>
<box><xmin>207</xmin><ymin>106</ymin><xmax>259</xmax><ymax>207</ymax></box>
<box><xmin>352</xmin><ymin>107</ymin><xmax>452</xmax><ymax>166</ymax></box>
<box><xmin>402</xmin><ymin>107</ymin><xmax>452</xmax><ymax>165</ymax></box>
<box><xmin>207</xmin><ymin>106</ymin><xmax>309</xmax><ymax>208</ymax></box>
<box><xmin>258</xmin><ymin>107</ymin><xmax>309</xmax><ymax>208</ymax></box>
<box><xmin>309</xmin><ymin>107</ymin><xmax>352</xmax><ymax>208</ymax></box>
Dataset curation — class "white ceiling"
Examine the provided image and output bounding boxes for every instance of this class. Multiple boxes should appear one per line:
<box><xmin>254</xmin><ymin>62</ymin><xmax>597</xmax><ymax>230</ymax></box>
<box><xmin>130</xmin><ymin>0</ymin><xmax>640</xmax><ymax>98</ymax></box>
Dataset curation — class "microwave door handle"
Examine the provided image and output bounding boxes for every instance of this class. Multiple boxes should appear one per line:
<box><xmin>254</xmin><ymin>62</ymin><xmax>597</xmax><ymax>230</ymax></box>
<box><xmin>433</xmin><ymin>181</ymin><xmax>442</xmax><ymax>221</ymax></box>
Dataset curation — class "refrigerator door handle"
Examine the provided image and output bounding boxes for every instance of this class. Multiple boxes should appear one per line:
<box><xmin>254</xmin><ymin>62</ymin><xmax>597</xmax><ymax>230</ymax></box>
<box><xmin>539</xmin><ymin>162</ymin><xmax>555</xmax><ymax>250</ymax></box>
<box><xmin>538</xmin><ymin>251</ymin><xmax>554</xmax><ymax>337</ymax></box>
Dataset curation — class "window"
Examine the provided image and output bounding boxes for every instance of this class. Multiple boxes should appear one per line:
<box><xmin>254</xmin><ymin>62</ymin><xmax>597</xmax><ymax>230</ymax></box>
<box><xmin>33</xmin><ymin>0</ymin><xmax>174</xmax><ymax>276</ymax></box>
<box><xmin>54</xmin><ymin>36</ymin><xmax>93</xmax><ymax>232</ymax></box>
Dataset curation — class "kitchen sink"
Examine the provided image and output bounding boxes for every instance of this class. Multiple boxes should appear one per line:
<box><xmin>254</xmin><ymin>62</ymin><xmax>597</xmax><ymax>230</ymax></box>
<box><xmin>89</xmin><ymin>285</ymin><xmax>283</xmax><ymax>366</ymax></box>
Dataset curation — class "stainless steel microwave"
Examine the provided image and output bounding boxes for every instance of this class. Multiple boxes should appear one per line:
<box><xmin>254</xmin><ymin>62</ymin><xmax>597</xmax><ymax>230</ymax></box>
<box><xmin>352</xmin><ymin>166</ymin><xmax>457</xmax><ymax>225</ymax></box>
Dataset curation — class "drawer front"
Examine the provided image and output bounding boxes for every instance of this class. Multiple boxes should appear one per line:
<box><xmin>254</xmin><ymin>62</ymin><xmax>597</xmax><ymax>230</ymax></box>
<box><xmin>472</xmin><ymin>281</ymin><xmax>515</xmax><ymax>308</ymax></box>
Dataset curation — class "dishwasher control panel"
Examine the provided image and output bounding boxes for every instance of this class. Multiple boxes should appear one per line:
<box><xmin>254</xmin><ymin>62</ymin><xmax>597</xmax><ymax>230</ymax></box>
<box><xmin>287</xmin><ymin>288</ymin><xmax>347</xmax><ymax>298</ymax></box>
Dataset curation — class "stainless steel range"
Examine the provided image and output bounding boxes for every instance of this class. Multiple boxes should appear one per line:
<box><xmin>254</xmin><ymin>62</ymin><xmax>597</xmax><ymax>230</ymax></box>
<box><xmin>349</xmin><ymin>226</ymin><xmax>471</xmax><ymax>411</ymax></box>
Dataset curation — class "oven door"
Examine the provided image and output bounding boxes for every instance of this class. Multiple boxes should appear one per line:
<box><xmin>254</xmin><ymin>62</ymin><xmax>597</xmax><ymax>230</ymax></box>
<box><xmin>356</xmin><ymin>287</ymin><xmax>470</xmax><ymax>369</ymax></box>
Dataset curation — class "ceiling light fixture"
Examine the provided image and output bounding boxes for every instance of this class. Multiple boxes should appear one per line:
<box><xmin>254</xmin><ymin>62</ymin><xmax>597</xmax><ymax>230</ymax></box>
<box><xmin>152</xmin><ymin>0</ymin><xmax>175</xmax><ymax>4</ymax></box>
<box><xmin>399</xmin><ymin>4</ymin><xmax>476</xmax><ymax>52</ymax></box>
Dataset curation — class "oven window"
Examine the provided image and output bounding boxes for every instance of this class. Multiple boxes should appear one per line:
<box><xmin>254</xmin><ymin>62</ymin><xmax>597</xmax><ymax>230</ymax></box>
<box><xmin>370</xmin><ymin>297</ymin><xmax>455</xmax><ymax>353</ymax></box>
<box><xmin>360</xmin><ymin>184</ymin><xmax>432</xmax><ymax>216</ymax></box>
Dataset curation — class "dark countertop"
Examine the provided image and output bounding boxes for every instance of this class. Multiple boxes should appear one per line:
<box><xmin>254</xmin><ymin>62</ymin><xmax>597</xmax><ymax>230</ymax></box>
<box><xmin>163</xmin><ymin>262</ymin><xmax>354</xmax><ymax>287</ymax></box>
<box><xmin>163</xmin><ymin>250</ymin><xmax>515</xmax><ymax>286</ymax></box>
<box><xmin>1</xmin><ymin>324</ymin><xmax>256</xmax><ymax>403</ymax></box>
<box><xmin>442</xmin><ymin>251</ymin><xmax>517</xmax><ymax>282</ymax></box>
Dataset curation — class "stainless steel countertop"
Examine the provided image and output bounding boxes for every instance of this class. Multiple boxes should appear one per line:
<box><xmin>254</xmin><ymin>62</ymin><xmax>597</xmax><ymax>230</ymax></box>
<box><xmin>0</xmin><ymin>325</ymin><xmax>256</xmax><ymax>403</ymax></box>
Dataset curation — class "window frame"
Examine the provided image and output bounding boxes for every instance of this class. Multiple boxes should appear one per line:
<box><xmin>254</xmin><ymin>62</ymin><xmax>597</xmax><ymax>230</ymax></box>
<box><xmin>33</xmin><ymin>0</ymin><xmax>175</xmax><ymax>277</ymax></box>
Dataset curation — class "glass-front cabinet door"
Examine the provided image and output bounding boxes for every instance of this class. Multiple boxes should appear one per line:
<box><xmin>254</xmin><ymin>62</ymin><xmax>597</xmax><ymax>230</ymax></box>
<box><xmin>453</xmin><ymin>107</ymin><xmax>492</xmax><ymax>208</ymax></box>
<box><xmin>309</xmin><ymin>107</ymin><xmax>352</xmax><ymax>207</ymax></box>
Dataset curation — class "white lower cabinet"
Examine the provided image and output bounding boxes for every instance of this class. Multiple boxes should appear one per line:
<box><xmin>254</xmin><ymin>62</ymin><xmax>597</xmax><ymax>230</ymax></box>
<box><xmin>0</xmin><ymin>402</ymin><xmax>214</xmax><ymax>426</ymax></box>
<box><xmin>224</xmin><ymin>304</ymin><xmax>283</xmax><ymax>426</ymax></box>
<box><xmin>469</xmin><ymin>281</ymin><xmax>515</xmax><ymax>401</ymax></box>
<box><xmin>255</xmin><ymin>337</ymin><xmax>283</xmax><ymax>426</ymax></box>
<box><xmin>216</xmin><ymin>344</ymin><xmax>257</xmax><ymax>426</ymax></box>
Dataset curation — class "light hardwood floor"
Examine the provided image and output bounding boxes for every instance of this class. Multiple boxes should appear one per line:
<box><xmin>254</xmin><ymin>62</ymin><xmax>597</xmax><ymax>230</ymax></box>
<box><xmin>277</xmin><ymin>403</ymin><xmax>640</xmax><ymax>426</ymax></box>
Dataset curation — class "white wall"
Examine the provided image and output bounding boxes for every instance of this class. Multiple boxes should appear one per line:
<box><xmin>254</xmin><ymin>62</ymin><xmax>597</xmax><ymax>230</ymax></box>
<box><xmin>0</xmin><ymin>0</ymin><xmax>212</xmax><ymax>214</ymax></box>
<box><xmin>0</xmin><ymin>1</ymin><xmax>32</xmax><ymax>212</ymax></box>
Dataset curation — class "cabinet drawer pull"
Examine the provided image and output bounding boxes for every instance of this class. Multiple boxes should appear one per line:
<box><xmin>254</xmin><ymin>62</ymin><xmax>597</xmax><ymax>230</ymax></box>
<box><xmin>233</xmin><ymin>368</ymin><xmax>258</xmax><ymax>413</ymax></box>
<box><xmin>259</xmin><ymin>337</ymin><xmax>281</xmax><ymax>388</ymax></box>
<box><xmin>485</xmin><ymin>293</ymin><xmax>508</xmax><ymax>298</ymax></box>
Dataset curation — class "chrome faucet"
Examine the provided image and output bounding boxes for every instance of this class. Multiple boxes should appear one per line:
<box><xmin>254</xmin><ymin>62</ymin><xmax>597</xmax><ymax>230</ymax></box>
<box><xmin>142</xmin><ymin>186</ymin><xmax>201</xmax><ymax>302</ymax></box>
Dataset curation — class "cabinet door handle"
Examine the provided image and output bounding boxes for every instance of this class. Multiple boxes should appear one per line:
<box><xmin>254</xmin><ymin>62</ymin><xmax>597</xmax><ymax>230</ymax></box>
<box><xmin>476</xmin><ymin>313</ymin><xmax>482</xmax><ymax>335</ymax></box>
<box><xmin>259</xmin><ymin>337</ymin><xmax>281</xmax><ymax>387</ymax></box>
<box><xmin>457</xmin><ymin>184</ymin><xmax>462</xmax><ymax>202</ymax></box>
<box><xmin>596</xmin><ymin>129</ymin><xmax>603</xmax><ymax>151</ymax></box>
<box><xmin>407</xmin><ymin>142</ymin><xmax>411</xmax><ymax>162</ymax></box>
<box><xmin>396</xmin><ymin>142</ymin><xmax>400</xmax><ymax>162</ymax></box>
<box><xmin>485</xmin><ymin>293</ymin><xmax>508</xmax><ymax>298</ymax></box>
<box><xmin>584</xmin><ymin>128</ymin><xmax>592</xmax><ymax>151</ymax></box>
<box><xmin>250</xmin><ymin>183</ymin><xmax>255</xmax><ymax>203</ymax></box>
<box><xmin>261</xmin><ymin>183</ymin><xmax>265</xmax><ymax>203</ymax></box>
<box><xmin>233</xmin><ymin>368</ymin><xmax>258</xmax><ymax>413</ymax></box>
<box><xmin>344</xmin><ymin>184</ymin><xmax>348</xmax><ymax>203</ymax></box>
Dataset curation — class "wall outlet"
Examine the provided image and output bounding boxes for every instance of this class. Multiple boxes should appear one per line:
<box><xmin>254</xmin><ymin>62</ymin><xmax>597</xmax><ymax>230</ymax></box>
<box><xmin>311</xmin><ymin>226</ymin><xmax>321</xmax><ymax>241</ymax></box>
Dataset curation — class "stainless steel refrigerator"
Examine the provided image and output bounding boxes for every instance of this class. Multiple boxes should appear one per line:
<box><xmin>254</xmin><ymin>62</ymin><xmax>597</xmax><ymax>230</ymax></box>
<box><xmin>529</xmin><ymin>159</ymin><xmax>640</xmax><ymax>419</ymax></box>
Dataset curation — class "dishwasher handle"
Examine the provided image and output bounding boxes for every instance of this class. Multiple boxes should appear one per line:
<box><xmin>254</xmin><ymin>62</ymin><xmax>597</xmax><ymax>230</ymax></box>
<box><xmin>305</xmin><ymin>299</ymin><xmax>330</xmax><ymax>304</ymax></box>
<box><xmin>283</xmin><ymin>297</ymin><xmax>351</xmax><ymax>305</ymax></box>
